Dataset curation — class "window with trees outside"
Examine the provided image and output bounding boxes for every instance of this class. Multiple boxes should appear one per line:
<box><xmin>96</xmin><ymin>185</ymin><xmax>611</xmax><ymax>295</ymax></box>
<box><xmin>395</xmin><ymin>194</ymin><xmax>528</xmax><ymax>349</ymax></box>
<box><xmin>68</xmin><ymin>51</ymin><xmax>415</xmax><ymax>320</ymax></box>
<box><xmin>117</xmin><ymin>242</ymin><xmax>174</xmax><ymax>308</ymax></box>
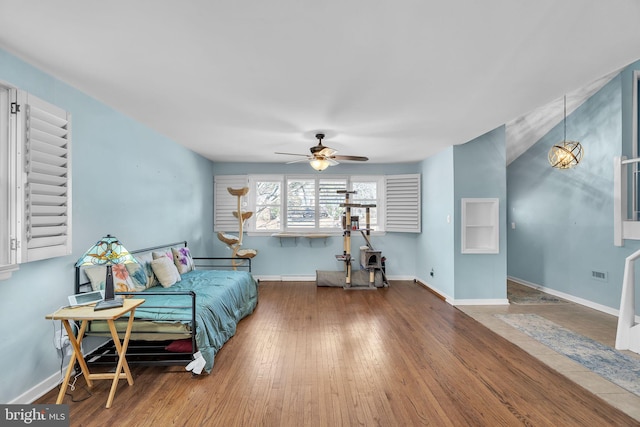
<box><xmin>247</xmin><ymin>175</ymin><xmax>383</xmax><ymax>233</ymax></box>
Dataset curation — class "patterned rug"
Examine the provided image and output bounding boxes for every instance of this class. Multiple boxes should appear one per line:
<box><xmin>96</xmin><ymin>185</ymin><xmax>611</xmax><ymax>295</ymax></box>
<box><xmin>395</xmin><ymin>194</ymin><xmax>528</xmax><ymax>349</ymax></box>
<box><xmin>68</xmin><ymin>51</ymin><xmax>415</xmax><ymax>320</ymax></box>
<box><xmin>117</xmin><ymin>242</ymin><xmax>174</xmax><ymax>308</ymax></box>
<box><xmin>507</xmin><ymin>282</ymin><xmax>569</xmax><ymax>305</ymax></box>
<box><xmin>496</xmin><ymin>313</ymin><xmax>640</xmax><ymax>397</ymax></box>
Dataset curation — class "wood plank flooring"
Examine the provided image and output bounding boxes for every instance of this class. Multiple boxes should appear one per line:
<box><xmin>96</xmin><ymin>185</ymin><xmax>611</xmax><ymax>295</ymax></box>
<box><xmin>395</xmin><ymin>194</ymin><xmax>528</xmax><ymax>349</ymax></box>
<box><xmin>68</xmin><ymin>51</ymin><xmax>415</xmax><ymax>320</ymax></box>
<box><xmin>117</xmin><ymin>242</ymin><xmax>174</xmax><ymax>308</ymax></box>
<box><xmin>37</xmin><ymin>281</ymin><xmax>639</xmax><ymax>426</ymax></box>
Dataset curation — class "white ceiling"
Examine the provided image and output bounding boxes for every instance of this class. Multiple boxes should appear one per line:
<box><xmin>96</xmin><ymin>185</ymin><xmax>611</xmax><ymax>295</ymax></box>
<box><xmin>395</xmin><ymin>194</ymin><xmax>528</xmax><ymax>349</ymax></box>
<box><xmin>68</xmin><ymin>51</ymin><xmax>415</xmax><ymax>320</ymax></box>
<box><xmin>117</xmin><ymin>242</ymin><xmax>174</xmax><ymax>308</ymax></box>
<box><xmin>1</xmin><ymin>1</ymin><xmax>639</xmax><ymax>165</ymax></box>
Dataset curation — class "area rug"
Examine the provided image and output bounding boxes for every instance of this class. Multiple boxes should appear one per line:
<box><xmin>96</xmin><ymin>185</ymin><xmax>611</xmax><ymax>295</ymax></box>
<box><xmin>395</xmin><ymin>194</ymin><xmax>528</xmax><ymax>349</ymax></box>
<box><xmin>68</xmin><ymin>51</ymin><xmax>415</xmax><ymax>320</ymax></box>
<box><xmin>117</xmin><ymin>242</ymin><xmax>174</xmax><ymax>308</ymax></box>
<box><xmin>496</xmin><ymin>313</ymin><xmax>640</xmax><ymax>397</ymax></box>
<box><xmin>507</xmin><ymin>283</ymin><xmax>569</xmax><ymax>305</ymax></box>
<box><xmin>509</xmin><ymin>294</ymin><xmax>569</xmax><ymax>305</ymax></box>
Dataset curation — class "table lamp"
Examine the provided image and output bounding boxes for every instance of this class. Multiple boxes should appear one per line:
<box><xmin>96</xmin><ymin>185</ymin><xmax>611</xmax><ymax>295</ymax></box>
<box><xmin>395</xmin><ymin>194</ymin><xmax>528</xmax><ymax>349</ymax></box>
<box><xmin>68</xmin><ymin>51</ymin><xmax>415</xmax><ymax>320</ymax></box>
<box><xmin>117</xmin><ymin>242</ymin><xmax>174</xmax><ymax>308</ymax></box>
<box><xmin>75</xmin><ymin>234</ymin><xmax>137</xmax><ymax>311</ymax></box>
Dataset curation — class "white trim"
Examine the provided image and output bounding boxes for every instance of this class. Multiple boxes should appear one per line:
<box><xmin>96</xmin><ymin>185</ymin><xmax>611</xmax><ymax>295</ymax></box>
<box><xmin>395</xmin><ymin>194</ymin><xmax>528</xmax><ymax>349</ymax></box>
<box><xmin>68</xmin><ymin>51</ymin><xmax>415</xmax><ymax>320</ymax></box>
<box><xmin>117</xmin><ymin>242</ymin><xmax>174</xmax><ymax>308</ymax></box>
<box><xmin>614</xmin><ymin>156</ymin><xmax>625</xmax><ymax>246</ymax></box>
<box><xmin>254</xmin><ymin>275</ymin><xmax>316</xmax><ymax>282</ymax></box>
<box><xmin>631</xmin><ymin>71</ymin><xmax>639</xmax><ymax>222</ymax></box>
<box><xmin>8</xmin><ymin>368</ymin><xmax>69</xmax><ymax>404</ymax></box>
<box><xmin>255</xmin><ymin>274</ymin><xmax>413</xmax><ymax>282</ymax></box>
<box><xmin>616</xmin><ymin>248</ymin><xmax>640</xmax><ymax>352</ymax></box>
<box><xmin>633</xmin><ymin>70</ymin><xmax>638</xmax><ymax>161</ymax></box>
<box><xmin>0</xmin><ymin>264</ymin><xmax>19</xmax><ymax>280</ymax></box>
<box><xmin>461</xmin><ymin>198</ymin><xmax>499</xmax><ymax>254</ymax></box>
<box><xmin>452</xmin><ymin>298</ymin><xmax>510</xmax><ymax>306</ymax></box>
<box><xmin>386</xmin><ymin>274</ymin><xmax>414</xmax><ymax>281</ymax></box>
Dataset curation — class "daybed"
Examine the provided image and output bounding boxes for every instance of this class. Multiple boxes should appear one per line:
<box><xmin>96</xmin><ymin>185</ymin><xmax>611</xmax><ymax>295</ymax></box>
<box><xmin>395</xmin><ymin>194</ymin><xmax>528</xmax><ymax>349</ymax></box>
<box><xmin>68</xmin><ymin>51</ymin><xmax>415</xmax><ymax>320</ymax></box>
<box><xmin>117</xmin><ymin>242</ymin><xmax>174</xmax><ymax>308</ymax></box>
<box><xmin>74</xmin><ymin>241</ymin><xmax>258</xmax><ymax>374</ymax></box>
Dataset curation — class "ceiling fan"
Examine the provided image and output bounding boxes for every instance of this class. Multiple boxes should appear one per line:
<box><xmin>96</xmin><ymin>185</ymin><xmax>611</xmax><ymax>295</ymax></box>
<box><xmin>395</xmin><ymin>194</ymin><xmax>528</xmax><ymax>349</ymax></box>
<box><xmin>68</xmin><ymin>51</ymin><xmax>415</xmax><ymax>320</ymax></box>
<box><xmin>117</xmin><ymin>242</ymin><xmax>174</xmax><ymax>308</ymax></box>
<box><xmin>275</xmin><ymin>133</ymin><xmax>369</xmax><ymax>171</ymax></box>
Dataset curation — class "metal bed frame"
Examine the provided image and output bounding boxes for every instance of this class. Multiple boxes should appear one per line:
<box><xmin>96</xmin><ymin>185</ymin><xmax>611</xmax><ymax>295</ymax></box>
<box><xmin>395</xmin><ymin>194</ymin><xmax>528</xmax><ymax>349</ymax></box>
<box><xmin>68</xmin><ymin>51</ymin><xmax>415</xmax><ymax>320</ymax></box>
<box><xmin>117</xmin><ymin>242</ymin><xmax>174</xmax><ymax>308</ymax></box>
<box><xmin>74</xmin><ymin>241</ymin><xmax>252</xmax><ymax>368</ymax></box>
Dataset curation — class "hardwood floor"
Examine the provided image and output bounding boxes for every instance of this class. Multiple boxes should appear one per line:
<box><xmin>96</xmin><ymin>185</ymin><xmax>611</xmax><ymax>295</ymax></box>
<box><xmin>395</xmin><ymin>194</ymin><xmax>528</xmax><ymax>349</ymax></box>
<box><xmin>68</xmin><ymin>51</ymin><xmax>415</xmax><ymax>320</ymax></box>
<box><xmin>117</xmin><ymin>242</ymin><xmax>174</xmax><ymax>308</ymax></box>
<box><xmin>37</xmin><ymin>281</ymin><xmax>639</xmax><ymax>426</ymax></box>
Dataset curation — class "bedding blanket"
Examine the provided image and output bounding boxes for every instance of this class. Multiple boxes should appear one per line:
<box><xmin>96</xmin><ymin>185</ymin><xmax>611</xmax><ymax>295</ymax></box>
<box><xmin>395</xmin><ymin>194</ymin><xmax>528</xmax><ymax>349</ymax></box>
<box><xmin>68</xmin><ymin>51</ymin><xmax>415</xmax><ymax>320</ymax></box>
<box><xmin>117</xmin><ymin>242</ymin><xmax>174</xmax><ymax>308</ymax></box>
<box><xmin>131</xmin><ymin>269</ymin><xmax>258</xmax><ymax>373</ymax></box>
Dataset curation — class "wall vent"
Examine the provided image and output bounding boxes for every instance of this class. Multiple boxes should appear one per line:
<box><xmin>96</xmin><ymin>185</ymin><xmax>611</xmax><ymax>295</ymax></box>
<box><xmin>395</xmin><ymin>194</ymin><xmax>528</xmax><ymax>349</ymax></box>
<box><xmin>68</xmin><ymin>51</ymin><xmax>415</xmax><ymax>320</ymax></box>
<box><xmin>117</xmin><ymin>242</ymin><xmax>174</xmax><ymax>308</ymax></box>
<box><xmin>591</xmin><ymin>270</ymin><xmax>608</xmax><ymax>282</ymax></box>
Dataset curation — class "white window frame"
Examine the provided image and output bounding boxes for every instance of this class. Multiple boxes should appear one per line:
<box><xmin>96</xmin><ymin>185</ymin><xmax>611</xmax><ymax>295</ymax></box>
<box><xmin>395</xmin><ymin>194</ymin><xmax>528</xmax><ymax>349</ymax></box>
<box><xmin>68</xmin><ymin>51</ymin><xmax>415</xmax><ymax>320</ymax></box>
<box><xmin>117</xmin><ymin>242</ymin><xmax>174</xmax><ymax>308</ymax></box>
<box><xmin>246</xmin><ymin>174</ymin><xmax>283</xmax><ymax>233</ymax></box>
<box><xmin>350</xmin><ymin>175</ymin><xmax>385</xmax><ymax>232</ymax></box>
<box><xmin>283</xmin><ymin>175</ymin><xmax>347</xmax><ymax>232</ymax></box>
<box><xmin>0</xmin><ymin>84</ymin><xmax>18</xmax><ymax>279</ymax></box>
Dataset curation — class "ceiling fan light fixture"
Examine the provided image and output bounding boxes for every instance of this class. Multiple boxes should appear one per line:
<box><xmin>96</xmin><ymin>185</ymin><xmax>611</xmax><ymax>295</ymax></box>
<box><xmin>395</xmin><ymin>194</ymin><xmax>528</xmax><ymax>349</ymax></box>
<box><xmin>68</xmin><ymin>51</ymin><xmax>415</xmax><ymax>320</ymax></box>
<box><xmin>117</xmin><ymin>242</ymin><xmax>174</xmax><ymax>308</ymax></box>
<box><xmin>310</xmin><ymin>157</ymin><xmax>330</xmax><ymax>171</ymax></box>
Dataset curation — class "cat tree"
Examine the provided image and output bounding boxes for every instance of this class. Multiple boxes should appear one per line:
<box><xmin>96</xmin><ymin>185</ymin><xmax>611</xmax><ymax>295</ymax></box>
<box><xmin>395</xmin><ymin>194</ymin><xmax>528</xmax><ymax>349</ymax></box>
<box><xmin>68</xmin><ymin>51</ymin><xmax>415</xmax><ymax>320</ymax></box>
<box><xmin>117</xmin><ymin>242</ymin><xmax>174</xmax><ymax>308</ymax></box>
<box><xmin>217</xmin><ymin>187</ymin><xmax>257</xmax><ymax>268</ymax></box>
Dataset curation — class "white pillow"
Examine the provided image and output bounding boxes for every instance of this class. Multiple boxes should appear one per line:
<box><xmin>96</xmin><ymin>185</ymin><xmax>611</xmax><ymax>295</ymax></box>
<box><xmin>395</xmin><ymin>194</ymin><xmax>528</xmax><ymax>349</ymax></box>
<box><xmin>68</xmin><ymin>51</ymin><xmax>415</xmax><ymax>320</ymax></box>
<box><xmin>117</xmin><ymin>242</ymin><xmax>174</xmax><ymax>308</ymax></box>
<box><xmin>151</xmin><ymin>256</ymin><xmax>181</xmax><ymax>288</ymax></box>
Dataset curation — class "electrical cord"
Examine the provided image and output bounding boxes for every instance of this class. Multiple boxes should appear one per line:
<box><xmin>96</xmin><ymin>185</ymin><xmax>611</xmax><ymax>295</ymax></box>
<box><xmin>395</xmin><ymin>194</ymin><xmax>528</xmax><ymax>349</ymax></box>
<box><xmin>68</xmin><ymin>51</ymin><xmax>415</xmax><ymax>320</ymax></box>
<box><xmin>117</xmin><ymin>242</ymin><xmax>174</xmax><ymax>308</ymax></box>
<box><xmin>51</xmin><ymin>316</ymin><xmax>93</xmax><ymax>402</ymax></box>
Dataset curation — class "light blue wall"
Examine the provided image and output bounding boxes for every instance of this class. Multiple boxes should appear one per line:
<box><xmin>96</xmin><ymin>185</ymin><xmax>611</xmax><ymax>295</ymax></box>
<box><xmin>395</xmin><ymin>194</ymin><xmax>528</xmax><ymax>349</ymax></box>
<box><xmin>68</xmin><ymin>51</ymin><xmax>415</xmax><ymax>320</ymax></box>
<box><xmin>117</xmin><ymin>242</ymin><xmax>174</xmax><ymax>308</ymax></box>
<box><xmin>453</xmin><ymin>126</ymin><xmax>507</xmax><ymax>300</ymax></box>
<box><xmin>507</xmin><ymin>69</ymin><xmax>640</xmax><ymax>310</ymax></box>
<box><xmin>0</xmin><ymin>49</ymin><xmax>215</xmax><ymax>403</ymax></box>
<box><xmin>417</xmin><ymin>148</ymin><xmax>455</xmax><ymax>297</ymax></box>
<box><xmin>211</xmin><ymin>162</ymin><xmax>421</xmax><ymax>278</ymax></box>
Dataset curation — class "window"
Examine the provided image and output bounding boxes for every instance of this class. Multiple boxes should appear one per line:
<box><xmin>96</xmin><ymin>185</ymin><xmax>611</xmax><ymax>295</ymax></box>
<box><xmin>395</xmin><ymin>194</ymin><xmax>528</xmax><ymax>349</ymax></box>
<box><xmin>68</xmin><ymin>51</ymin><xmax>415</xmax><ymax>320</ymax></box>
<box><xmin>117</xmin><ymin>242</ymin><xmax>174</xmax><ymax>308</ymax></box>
<box><xmin>285</xmin><ymin>177</ymin><xmax>346</xmax><ymax>230</ymax></box>
<box><xmin>350</xmin><ymin>176</ymin><xmax>383</xmax><ymax>231</ymax></box>
<box><xmin>215</xmin><ymin>173</ymin><xmax>420</xmax><ymax>235</ymax></box>
<box><xmin>254</xmin><ymin>178</ymin><xmax>282</xmax><ymax>231</ymax></box>
<box><xmin>0</xmin><ymin>85</ymin><xmax>72</xmax><ymax>279</ymax></box>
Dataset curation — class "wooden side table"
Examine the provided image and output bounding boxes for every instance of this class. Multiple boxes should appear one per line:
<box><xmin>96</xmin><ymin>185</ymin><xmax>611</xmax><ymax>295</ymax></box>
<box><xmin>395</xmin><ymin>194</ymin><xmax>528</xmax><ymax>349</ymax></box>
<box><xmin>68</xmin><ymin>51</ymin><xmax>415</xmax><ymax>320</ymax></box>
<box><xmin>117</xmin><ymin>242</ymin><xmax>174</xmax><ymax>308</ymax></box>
<box><xmin>46</xmin><ymin>298</ymin><xmax>145</xmax><ymax>408</ymax></box>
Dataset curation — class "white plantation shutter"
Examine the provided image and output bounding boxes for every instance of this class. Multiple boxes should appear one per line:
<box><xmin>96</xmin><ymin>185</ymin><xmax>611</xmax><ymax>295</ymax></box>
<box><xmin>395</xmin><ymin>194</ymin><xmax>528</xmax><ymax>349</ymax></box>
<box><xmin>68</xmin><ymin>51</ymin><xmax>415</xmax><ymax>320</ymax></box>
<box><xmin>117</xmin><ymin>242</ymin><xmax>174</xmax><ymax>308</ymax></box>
<box><xmin>214</xmin><ymin>175</ymin><xmax>249</xmax><ymax>232</ymax></box>
<box><xmin>385</xmin><ymin>174</ymin><xmax>421</xmax><ymax>232</ymax></box>
<box><xmin>17</xmin><ymin>91</ymin><xmax>72</xmax><ymax>262</ymax></box>
<box><xmin>319</xmin><ymin>178</ymin><xmax>346</xmax><ymax>208</ymax></box>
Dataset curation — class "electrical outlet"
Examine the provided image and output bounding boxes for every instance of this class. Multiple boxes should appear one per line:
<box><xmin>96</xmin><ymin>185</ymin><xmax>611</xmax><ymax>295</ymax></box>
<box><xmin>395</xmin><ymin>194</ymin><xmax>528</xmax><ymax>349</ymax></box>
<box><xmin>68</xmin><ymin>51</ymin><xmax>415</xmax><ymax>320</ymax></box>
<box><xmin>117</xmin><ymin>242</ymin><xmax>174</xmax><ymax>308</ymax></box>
<box><xmin>54</xmin><ymin>329</ymin><xmax>70</xmax><ymax>350</ymax></box>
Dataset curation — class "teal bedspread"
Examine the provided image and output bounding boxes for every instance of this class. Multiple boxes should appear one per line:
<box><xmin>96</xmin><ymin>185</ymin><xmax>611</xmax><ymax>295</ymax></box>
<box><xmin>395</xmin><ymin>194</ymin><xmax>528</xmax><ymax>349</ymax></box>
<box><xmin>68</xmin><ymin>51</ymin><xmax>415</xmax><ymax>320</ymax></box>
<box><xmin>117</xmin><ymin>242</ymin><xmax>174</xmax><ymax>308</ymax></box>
<box><xmin>132</xmin><ymin>269</ymin><xmax>258</xmax><ymax>373</ymax></box>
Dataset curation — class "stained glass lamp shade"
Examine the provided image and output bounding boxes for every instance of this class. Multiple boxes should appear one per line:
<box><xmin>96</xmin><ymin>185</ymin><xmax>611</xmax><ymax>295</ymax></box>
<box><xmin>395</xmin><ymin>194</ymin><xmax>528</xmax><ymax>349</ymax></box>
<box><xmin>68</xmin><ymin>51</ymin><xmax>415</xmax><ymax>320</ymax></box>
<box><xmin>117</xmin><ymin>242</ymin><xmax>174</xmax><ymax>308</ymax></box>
<box><xmin>75</xmin><ymin>235</ymin><xmax>137</xmax><ymax>310</ymax></box>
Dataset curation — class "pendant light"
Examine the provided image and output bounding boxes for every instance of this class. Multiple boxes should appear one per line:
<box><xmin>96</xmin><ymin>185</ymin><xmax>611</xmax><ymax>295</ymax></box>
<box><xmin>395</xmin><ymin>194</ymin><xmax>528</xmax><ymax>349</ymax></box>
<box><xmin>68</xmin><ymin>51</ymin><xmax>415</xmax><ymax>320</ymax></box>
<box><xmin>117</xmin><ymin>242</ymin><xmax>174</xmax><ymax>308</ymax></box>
<box><xmin>548</xmin><ymin>95</ymin><xmax>584</xmax><ymax>169</ymax></box>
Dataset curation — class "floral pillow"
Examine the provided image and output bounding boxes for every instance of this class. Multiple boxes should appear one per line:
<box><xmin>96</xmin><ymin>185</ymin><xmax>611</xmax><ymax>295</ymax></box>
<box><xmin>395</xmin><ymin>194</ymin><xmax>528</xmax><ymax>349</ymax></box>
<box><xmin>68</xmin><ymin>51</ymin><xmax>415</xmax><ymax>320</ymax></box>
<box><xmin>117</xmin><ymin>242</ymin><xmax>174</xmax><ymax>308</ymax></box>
<box><xmin>172</xmin><ymin>246</ymin><xmax>195</xmax><ymax>274</ymax></box>
<box><xmin>127</xmin><ymin>253</ymin><xmax>158</xmax><ymax>289</ymax></box>
<box><xmin>85</xmin><ymin>264</ymin><xmax>146</xmax><ymax>293</ymax></box>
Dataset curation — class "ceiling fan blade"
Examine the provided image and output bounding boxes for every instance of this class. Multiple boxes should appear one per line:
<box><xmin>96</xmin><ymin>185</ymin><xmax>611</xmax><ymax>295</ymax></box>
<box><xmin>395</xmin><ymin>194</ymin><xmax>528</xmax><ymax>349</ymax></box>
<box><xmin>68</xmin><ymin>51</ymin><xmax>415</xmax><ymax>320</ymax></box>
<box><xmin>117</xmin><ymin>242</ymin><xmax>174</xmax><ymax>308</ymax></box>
<box><xmin>331</xmin><ymin>155</ymin><xmax>369</xmax><ymax>161</ymax></box>
<box><xmin>275</xmin><ymin>152</ymin><xmax>309</xmax><ymax>157</ymax></box>
<box><xmin>327</xmin><ymin>158</ymin><xmax>339</xmax><ymax>166</ymax></box>
<box><xmin>318</xmin><ymin>147</ymin><xmax>337</xmax><ymax>157</ymax></box>
<box><xmin>286</xmin><ymin>158</ymin><xmax>311</xmax><ymax>164</ymax></box>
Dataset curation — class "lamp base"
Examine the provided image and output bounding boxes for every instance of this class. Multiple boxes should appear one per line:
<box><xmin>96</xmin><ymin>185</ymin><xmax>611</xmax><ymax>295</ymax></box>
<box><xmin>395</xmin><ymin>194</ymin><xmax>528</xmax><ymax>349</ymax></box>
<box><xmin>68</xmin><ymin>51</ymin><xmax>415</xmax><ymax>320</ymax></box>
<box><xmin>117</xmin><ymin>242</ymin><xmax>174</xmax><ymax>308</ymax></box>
<box><xmin>94</xmin><ymin>296</ymin><xmax>124</xmax><ymax>311</ymax></box>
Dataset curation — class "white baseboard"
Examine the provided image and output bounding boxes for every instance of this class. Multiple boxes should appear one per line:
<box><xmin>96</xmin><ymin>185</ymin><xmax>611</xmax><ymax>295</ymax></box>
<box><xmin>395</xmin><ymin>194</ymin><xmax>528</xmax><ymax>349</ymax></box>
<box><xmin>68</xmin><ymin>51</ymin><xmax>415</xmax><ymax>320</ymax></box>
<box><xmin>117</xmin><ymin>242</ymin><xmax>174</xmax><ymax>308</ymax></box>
<box><xmin>9</xmin><ymin>369</ymin><xmax>67</xmax><ymax>404</ymax></box>
<box><xmin>255</xmin><ymin>274</ymin><xmax>413</xmax><ymax>282</ymax></box>
<box><xmin>452</xmin><ymin>298</ymin><xmax>510</xmax><ymax>306</ymax></box>
<box><xmin>414</xmin><ymin>277</ymin><xmax>509</xmax><ymax>306</ymax></box>
<box><xmin>255</xmin><ymin>275</ymin><xmax>316</xmax><ymax>281</ymax></box>
<box><xmin>386</xmin><ymin>274</ymin><xmax>415</xmax><ymax>281</ymax></box>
